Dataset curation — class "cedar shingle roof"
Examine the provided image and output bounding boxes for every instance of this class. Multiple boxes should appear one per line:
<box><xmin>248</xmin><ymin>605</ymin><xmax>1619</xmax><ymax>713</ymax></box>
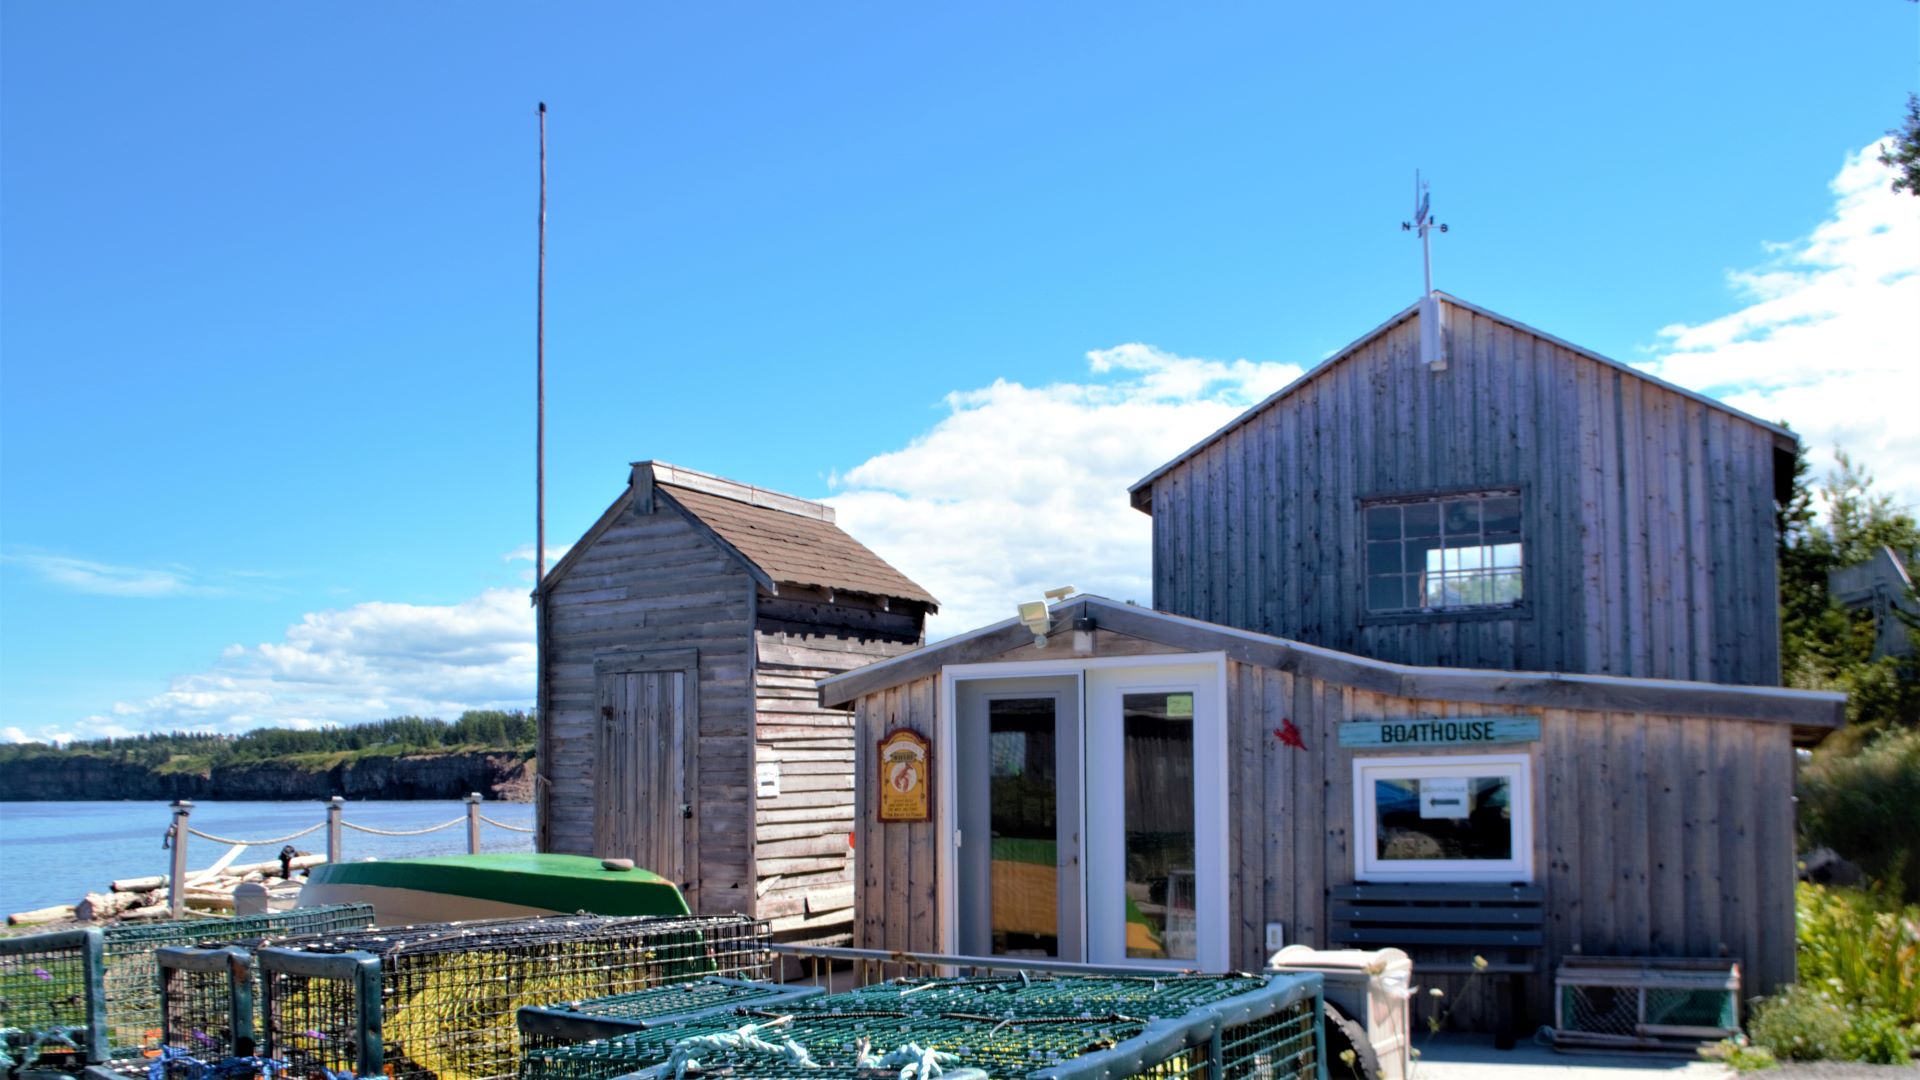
<box><xmin>662</xmin><ymin>484</ymin><xmax>938</xmax><ymax>610</ymax></box>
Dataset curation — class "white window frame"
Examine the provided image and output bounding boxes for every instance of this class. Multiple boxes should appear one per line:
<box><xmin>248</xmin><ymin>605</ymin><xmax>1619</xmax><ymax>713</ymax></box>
<box><xmin>937</xmin><ymin>653</ymin><xmax>1230</xmax><ymax>973</ymax></box>
<box><xmin>1352</xmin><ymin>752</ymin><xmax>1533</xmax><ymax>883</ymax></box>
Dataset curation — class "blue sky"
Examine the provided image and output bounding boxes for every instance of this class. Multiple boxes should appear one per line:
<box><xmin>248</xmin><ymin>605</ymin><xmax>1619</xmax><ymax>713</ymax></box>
<box><xmin>3</xmin><ymin>3</ymin><xmax>1916</xmax><ymax>741</ymax></box>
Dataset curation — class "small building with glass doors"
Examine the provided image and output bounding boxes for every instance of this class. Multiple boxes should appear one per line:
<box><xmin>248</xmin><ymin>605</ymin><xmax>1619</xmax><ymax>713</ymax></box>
<box><xmin>818</xmin><ymin>594</ymin><xmax>1842</xmax><ymax>1027</ymax></box>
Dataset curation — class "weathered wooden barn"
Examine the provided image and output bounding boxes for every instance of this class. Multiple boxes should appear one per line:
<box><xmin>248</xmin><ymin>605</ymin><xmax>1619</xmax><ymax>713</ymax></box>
<box><xmin>1131</xmin><ymin>292</ymin><xmax>1797</xmax><ymax>686</ymax></box>
<box><xmin>817</xmin><ymin>294</ymin><xmax>1847</xmax><ymax>1033</ymax></box>
<box><xmin>535</xmin><ymin>462</ymin><xmax>936</xmax><ymax>941</ymax></box>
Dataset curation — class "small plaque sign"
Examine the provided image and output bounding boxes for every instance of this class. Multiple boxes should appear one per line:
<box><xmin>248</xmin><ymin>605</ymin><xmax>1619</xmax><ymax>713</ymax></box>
<box><xmin>1419</xmin><ymin>776</ymin><xmax>1470</xmax><ymax>818</ymax></box>
<box><xmin>877</xmin><ymin>728</ymin><xmax>931</xmax><ymax>822</ymax></box>
<box><xmin>1337</xmin><ymin>717</ymin><xmax>1541</xmax><ymax>749</ymax></box>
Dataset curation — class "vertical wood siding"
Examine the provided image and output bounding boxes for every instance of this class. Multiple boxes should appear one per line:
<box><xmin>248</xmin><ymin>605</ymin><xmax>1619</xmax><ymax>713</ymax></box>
<box><xmin>541</xmin><ymin>501</ymin><xmax>756</xmax><ymax>911</ymax></box>
<box><xmin>849</xmin><ymin>644</ymin><xmax>1799</xmax><ymax>1033</ymax></box>
<box><xmin>1148</xmin><ymin>303</ymin><xmax>1784</xmax><ymax>685</ymax></box>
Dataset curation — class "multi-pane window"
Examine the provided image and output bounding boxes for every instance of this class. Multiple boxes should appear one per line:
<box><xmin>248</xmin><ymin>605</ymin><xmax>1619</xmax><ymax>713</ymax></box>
<box><xmin>1364</xmin><ymin>491</ymin><xmax>1523</xmax><ymax>613</ymax></box>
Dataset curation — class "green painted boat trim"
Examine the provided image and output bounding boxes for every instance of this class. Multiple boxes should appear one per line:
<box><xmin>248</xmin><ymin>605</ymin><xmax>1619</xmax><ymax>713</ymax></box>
<box><xmin>305</xmin><ymin>854</ymin><xmax>689</xmax><ymax>916</ymax></box>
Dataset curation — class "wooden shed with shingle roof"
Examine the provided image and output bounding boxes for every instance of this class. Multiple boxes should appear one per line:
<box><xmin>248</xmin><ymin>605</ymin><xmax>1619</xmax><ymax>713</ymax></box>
<box><xmin>534</xmin><ymin>461</ymin><xmax>936</xmax><ymax>943</ymax></box>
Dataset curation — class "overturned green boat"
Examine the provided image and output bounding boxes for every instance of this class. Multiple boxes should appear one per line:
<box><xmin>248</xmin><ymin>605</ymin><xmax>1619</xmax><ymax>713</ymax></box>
<box><xmin>298</xmin><ymin>853</ymin><xmax>689</xmax><ymax>926</ymax></box>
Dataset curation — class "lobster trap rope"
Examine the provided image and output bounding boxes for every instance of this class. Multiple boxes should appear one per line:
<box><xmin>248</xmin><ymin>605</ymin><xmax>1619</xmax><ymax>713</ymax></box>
<box><xmin>666</xmin><ymin>1019</ymin><xmax>818</xmax><ymax>1080</ymax></box>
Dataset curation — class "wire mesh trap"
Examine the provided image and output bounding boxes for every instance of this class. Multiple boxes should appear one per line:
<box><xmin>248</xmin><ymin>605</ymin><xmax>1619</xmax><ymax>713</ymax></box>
<box><xmin>259</xmin><ymin>913</ymin><xmax>771</xmax><ymax>1080</ymax></box>
<box><xmin>155</xmin><ymin>947</ymin><xmax>257</xmax><ymax>1065</ymax></box>
<box><xmin>517</xmin><ymin>972</ymin><xmax>1324</xmax><ymax>1080</ymax></box>
<box><xmin>103</xmin><ymin>904</ymin><xmax>378</xmax><ymax>1059</ymax></box>
<box><xmin>0</xmin><ymin>904</ymin><xmax>375</xmax><ymax>1071</ymax></box>
<box><xmin>0</xmin><ymin>927</ymin><xmax>108</xmax><ymax>1072</ymax></box>
<box><xmin>519</xmin><ymin>979</ymin><xmax>825</xmax><ymax>1049</ymax></box>
<box><xmin>1553</xmin><ymin>956</ymin><xmax>1740</xmax><ymax>1052</ymax></box>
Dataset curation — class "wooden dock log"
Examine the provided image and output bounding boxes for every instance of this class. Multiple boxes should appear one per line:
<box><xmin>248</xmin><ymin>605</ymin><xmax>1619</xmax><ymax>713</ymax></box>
<box><xmin>76</xmin><ymin>891</ymin><xmax>142</xmax><ymax>922</ymax></box>
<box><xmin>8</xmin><ymin>904</ymin><xmax>77</xmax><ymax>926</ymax></box>
<box><xmin>111</xmin><ymin>874</ymin><xmax>169</xmax><ymax>893</ymax></box>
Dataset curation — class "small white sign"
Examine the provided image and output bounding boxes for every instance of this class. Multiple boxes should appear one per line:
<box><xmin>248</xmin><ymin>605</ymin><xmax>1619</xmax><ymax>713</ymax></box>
<box><xmin>756</xmin><ymin>762</ymin><xmax>781</xmax><ymax>799</ymax></box>
<box><xmin>1419</xmin><ymin>776</ymin><xmax>1470</xmax><ymax>819</ymax></box>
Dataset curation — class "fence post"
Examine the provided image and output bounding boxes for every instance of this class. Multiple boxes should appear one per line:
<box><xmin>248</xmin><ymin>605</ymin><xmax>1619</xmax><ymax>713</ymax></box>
<box><xmin>466</xmin><ymin>792</ymin><xmax>483</xmax><ymax>854</ymax></box>
<box><xmin>327</xmin><ymin>797</ymin><xmax>344</xmax><ymax>865</ymax></box>
<box><xmin>169</xmin><ymin>800</ymin><xmax>193</xmax><ymax>918</ymax></box>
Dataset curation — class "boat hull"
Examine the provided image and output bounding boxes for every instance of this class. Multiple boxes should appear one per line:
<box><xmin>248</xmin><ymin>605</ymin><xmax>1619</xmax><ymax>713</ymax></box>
<box><xmin>298</xmin><ymin>853</ymin><xmax>688</xmax><ymax>926</ymax></box>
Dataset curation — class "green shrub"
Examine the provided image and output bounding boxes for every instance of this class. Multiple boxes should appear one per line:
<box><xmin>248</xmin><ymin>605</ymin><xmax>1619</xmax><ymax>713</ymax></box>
<box><xmin>1796</xmin><ymin>883</ymin><xmax>1920</xmax><ymax>1023</ymax></box>
<box><xmin>1742</xmin><ymin>886</ymin><xmax>1920</xmax><ymax>1064</ymax></box>
<box><xmin>1748</xmin><ymin>985</ymin><xmax>1852</xmax><ymax>1061</ymax></box>
<box><xmin>1799</xmin><ymin>729</ymin><xmax>1920</xmax><ymax>903</ymax></box>
<box><xmin>1839</xmin><ymin>1008</ymin><xmax>1918</xmax><ymax>1065</ymax></box>
<box><xmin>1700</xmin><ymin>1037</ymin><xmax>1777</xmax><ymax>1071</ymax></box>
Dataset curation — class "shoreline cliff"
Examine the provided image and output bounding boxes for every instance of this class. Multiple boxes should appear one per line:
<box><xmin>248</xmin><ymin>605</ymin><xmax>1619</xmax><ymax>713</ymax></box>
<box><xmin>0</xmin><ymin>748</ymin><xmax>534</xmax><ymax>802</ymax></box>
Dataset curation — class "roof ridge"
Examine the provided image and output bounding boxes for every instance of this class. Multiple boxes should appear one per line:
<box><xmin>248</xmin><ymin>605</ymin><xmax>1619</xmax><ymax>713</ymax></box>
<box><xmin>632</xmin><ymin>460</ymin><xmax>834</xmax><ymax>523</ymax></box>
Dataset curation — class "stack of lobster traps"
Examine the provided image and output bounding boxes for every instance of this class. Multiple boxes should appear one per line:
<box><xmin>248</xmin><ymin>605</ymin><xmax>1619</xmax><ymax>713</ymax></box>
<box><xmin>515</xmin><ymin>971</ymin><xmax>1327</xmax><ymax>1080</ymax></box>
<box><xmin>2</xmin><ymin>913</ymin><xmax>768</xmax><ymax>1080</ymax></box>
<box><xmin>11</xmin><ymin>914</ymin><xmax>1327</xmax><ymax>1080</ymax></box>
<box><xmin>0</xmin><ymin>904</ymin><xmax>376</xmax><ymax>1080</ymax></box>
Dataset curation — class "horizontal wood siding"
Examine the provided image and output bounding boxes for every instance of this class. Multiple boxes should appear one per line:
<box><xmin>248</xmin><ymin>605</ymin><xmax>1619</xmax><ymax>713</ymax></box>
<box><xmin>1149</xmin><ymin>301</ymin><xmax>1783</xmax><ymax>685</ymax></box>
<box><xmin>753</xmin><ymin>593</ymin><xmax>921</xmax><ymax>943</ymax></box>
<box><xmin>541</xmin><ymin>500</ymin><xmax>755</xmax><ymax>914</ymax></box>
<box><xmin>849</xmin><ymin>632</ymin><xmax>1799</xmax><ymax>1034</ymax></box>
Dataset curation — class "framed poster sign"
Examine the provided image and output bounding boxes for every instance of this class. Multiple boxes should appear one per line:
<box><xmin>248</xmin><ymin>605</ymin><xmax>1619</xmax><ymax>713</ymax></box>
<box><xmin>877</xmin><ymin>728</ymin><xmax>931</xmax><ymax>822</ymax></box>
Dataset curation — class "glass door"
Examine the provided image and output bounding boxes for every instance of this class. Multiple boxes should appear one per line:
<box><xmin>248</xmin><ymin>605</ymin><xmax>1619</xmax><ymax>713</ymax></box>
<box><xmin>954</xmin><ymin>676</ymin><xmax>1082</xmax><ymax>959</ymax></box>
<box><xmin>1084</xmin><ymin>664</ymin><xmax>1225</xmax><ymax>969</ymax></box>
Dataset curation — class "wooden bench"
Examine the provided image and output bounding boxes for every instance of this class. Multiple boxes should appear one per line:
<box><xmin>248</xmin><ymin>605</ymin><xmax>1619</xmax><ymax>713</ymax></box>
<box><xmin>1330</xmin><ymin>882</ymin><xmax>1545</xmax><ymax>1050</ymax></box>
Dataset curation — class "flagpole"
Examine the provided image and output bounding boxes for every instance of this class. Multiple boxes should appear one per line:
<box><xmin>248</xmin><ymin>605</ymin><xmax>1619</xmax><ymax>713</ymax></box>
<box><xmin>536</xmin><ymin>102</ymin><xmax>548</xmax><ymax>589</ymax></box>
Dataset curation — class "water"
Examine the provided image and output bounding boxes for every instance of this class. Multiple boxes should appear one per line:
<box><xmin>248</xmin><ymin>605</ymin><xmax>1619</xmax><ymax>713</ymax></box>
<box><xmin>0</xmin><ymin>799</ymin><xmax>536</xmax><ymax>916</ymax></box>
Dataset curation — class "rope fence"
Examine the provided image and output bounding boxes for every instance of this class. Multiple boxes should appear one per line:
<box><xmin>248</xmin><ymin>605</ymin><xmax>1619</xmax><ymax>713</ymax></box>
<box><xmin>158</xmin><ymin>794</ymin><xmax>532</xmax><ymax>918</ymax></box>
<box><xmin>184</xmin><ymin>823</ymin><xmax>325</xmax><ymax>847</ymax></box>
<box><xmin>478</xmin><ymin>813</ymin><xmax>536</xmax><ymax>833</ymax></box>
<box><xmin>340</xmin><ymin>816</ymin><xmax>465</xmax><ymax>836</ymax></box>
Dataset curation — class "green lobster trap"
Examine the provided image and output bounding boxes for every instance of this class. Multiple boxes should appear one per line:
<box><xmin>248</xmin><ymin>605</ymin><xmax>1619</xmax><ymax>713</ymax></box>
<box><xmin>517</xmin><ymin>972</ymin><xmax>1325</xmax><ymax>1080</ymax></box>
<box><xmin>518</xmin><ymin>979</ymin><xmax>824</xmax><ymax>1050</ymax></box>
<box><xmin>0</xmin><ymin>928</ymin><xmax>108</xmax><ymax>1074</ymax></box>
<box><xmin>2</xmin><ymin>907</ymin><xmax>375</xmax><ymax>1073</ymax></box>
<box><xmin>259</xmin><ymin>913</ymin><xmax>771</xmax><ymax>1080</ymax></box>
<box><xmin>154</xmin><ymin>947</ymin><xmax>259</xmax><ymax>1065</ymax></box>
<box><xmin>1553</xmin><ymin>956</ymin><xmax>1740</xmax><ymax>1053</ymax></box>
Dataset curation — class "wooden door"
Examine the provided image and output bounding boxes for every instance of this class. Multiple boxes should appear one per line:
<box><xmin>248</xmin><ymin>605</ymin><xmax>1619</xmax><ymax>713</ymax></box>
<box><xmin>593</xmin><ymin>670</ymin><xmax>687</xmax><ymax>887</ymax></box>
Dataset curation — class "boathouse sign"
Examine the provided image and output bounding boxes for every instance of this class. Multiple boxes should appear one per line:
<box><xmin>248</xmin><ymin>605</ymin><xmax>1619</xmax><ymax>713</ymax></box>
<box><xmin>1337</xmin><ymin>716</ymin><xmax>1541</xmax><ymax>749</ymax></box>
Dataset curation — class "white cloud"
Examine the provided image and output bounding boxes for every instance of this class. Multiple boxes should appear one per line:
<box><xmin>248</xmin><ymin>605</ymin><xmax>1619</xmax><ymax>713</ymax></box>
<box><xmin>828</xmin><ymin>347</ymin><xmax>1303</xmax><ymax>638</ymax></box>
<box><xmin>3</xmin><ymin>552</ymin><xmax>200</xmax><ymax>597</ymax></box>
<box><xmin>23</xmin><ymin>587</ymin><xmax>536</xmax><ymax>743</ymax></box>
<box><xmin>2</xmin><ymin>726</ymin><xmax>31</xmax><ymax>744</ymax></box>
<box><xmin>1641</xmin><ymin>139</ymin><xmax>1920</xmax><ymax>508</ymax></box>
<box><xmin>505</xmin><ymin>542</ymin><xmax>574</xmax><ymax>584</ymax></box>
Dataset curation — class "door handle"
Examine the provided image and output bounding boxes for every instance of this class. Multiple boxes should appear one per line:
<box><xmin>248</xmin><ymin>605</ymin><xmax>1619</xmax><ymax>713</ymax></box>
<box><xmin>680</xmin><ymin>803</ymin><xmax>693</xmax><ymax>819</ymax></box>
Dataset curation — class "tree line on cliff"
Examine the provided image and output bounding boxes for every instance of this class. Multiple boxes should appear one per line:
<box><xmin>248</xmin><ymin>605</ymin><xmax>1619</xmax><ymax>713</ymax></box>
<box><xmin>0</xmin><ymin>709</ymin><xmax>537</xmax><ymax>769</ymax></box>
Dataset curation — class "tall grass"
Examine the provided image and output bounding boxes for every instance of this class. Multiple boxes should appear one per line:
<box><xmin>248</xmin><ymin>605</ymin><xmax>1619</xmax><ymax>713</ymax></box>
<box><xmin>1795</xmin><ymin>882</ymin><xmax>1920</xmax><ymax>1023</ymax></box>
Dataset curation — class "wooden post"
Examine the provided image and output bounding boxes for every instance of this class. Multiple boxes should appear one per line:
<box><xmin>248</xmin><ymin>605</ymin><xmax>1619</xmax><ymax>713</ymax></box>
<box><xmin>327</xmin><ymin>797</ymin><xmax>344</xmax><ymax>865</ymax></box>
<box><xmin>168</xmin><ymin>801</ymin><xmax>192</xmax><ymax>918</ymax></box>
<box><xmin>466</xmin><ymin>792</ymin><xmax>483</xmax><ymax>855</ymax></box>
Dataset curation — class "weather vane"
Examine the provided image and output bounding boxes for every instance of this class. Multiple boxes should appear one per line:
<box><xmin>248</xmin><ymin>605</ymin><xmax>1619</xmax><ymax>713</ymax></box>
<box><xmin>1401</xmin><ymin>170</ymin><xmax>1449</xmax><ymax>296</ymax></box>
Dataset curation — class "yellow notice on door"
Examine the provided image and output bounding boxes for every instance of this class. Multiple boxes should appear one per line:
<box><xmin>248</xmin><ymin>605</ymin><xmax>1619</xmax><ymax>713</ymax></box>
<box><xmin>1165</xmin><ymin>693</ymin><xmax>1194</xmax><ymax>719</ymax></box>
